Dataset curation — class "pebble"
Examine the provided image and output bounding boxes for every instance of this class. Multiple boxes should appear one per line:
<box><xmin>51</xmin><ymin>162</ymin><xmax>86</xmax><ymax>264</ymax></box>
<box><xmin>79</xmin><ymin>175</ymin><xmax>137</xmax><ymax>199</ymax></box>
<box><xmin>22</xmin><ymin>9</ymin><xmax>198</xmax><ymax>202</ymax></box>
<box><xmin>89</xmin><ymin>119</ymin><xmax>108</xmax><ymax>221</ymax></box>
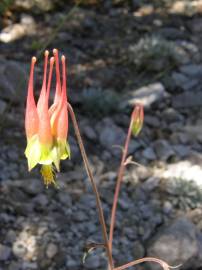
<box><xmin>8</xmin><ymin>261</ymin><xmax>21</xmax><ymax>270</ymax></box>
<box><xmin>12</xmin><ymin>241</ymin><xmax>27</xmax><ymax>258</ymax></box>
<box><xmin>0</xmin><ymin>244</ymin><xmax>11</xmax><ymax>261</ymax></box>
<box><xmin>173</xmin><ymin>144</ymin><xmax>190</xmax><ymax>158</ymax></box>
<box><xmin>97</xmin><ymin>118</ymin><xmax>125</xmax><ymax>156</ymax></box>
<box><xmin>46</xmin><ymin>243</ymin><xmax>58</xmax><ymax>259</ymax></box>
<box><xmin>0</xmin><ymin>100</ymin><xmax>7</xmax><ymax>117</ymax></box>
<box><xmin>128</xmin><ymin>82</ymin><xmax>169</xmax><ymax>108</ymax></box>
<box><xmin>0</xmin><ymin>59</ymin><xmax>27</xmax><ymax>103</ymax></box>
<box><xmin>83</xmin><ymin>125</ymin><xmax>97</xmax><ymax>141</ymax></box>
<box><xmin>142</xmin><ymin>147</ymin><xmax>156</xmax><ymax>161</ymax></box>
<box><xmin>147</xmin><ymin>218</ymin><xmax>200</xmax><ymax>270</ymax></box>
<box><xmin>153</xmin><ymin>139</ymin><xmax>175</xmax><ymax>161</ymax></box>
<box><xmin>133</xmin><ymin>240</ymin><xmax>145</xmax><ymax>259</ymax></box>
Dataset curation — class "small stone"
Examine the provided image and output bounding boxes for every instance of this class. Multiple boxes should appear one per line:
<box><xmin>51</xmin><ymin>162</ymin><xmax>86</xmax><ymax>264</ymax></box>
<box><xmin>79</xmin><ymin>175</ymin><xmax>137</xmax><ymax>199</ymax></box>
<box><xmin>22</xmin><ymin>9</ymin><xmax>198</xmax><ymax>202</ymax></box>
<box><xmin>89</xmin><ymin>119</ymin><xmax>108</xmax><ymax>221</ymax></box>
<box><xmin>147</xmin><ymin>218</ymin><xmax>199</xmax><ymax>270</ymax></box>
<box><xmin>83</xmin><ymin>125</ymin><xmax>97</xmax><ymax>141</ymax></box>
<box><xmin>6</xmin><ymin>230</ymin><xmax>16</xmax><ymax>244</ymax></box>
<box><xmin>134</xmin><ymin>240</ymin><xmax>145</xmax><ymax>259</ymax></box>
<box><xmin>97</xmin><ymin>118</ymin><xmax>125</xmax><ymax>156</ymax></box>
<box><xmin>162</xmin><ymin>161</ymin><xmax>202</xmax><ymax>187</ymax></box>
<box><xmin>33</xmin><ymin>194</ymin><xmax>48</xmax><ymax>207</ymax></box>
<box><xmin>163</xmin><ymin>201</ymin><xmax>173</xmax><ymax>214</ymax></box>
<box><xmin>85</xmin><ymin>254</ymin><xmax>101</xmax><ymax>269</ymax></box>
<box><xmin>142</xmin><ymin>177</ymin><xmax>160</xmax><ymax>191</ymax></box>
<box><xmin>22</xmin><ymin>261</ymin><xmax>37</xmax><ymax>269</ymax></box>
<box><xmin>0</xmin><ymin>100</ymin><xmax>7</xmax><ymax>116</ymax></box>
<box><xmin>136</xmin><ymin>166</ymin><xmax>152</xmax><ymax>181</ymax></box>
<box><xmin>21</xmin><ymin>179</ymin><xmax>44</xmax><ymax>195</ymax></box>
<box><xmin>0</xmin><ymin>59</ymin><xmax>27</xmax><ymax>103</ymax></box>
<box><xmin>46</xmin><ymin>243</ymin><xmax>58</xmax><ymax>259</ymax></box>
<box><xmin>142</xmin><ymin>147</ymin><xmax>156</xmax><ymax>161</ymax></box>
<box><xmin>144</xmin><ymin>115</ymin><xmax>160</xmax><ymax>128</ymax></box>
<box><xmin>12</xmin><ymin>241</ymin><xmax>27</xmax><ymax>258</ymax></box>
<box><xmin>128</xmin><ymin>82</ymin><xmax>169</xmax><ymax>108</ymax></box>
<box><xmin>173</xmin><ymin>144</ymin><xmax>190</xmax><ymax>158</ymax></box>
<box><xmin>0</xmin><ymin>244</ymin><xmax>11</xmax><ymax>261</ymax></box>
<box><xmin>8</xmin><ymin>261</ymin><xmax>21</xmax><ymax>270</ymax></box>
<box><xmin>153</xmin><ymin>140</ymin><xmax>175</xmax><ymax>161</ymax></box>
<box><xmin>180</xmin><ymin>64</ymin><xmax>202</xmax><ymax>78</ymax></box>
<box><xmin>13</xmin><ymin>0</ymin><xmax>54</xmax><ymax>11</ymax></box>
<box><xmin>173</xmin><ymin>91</ymin><xmax>202</xmax><ymax>109</ymax></box>
<box><xmin>178</xmin><ymin>132</ymin><xmax>191</xmax><ymax>144</ymax></box>
<box><xmin>171</xmin><ymin>72</ymin><xmax>198</xmax><ymax>91</ymax></box>
<box><xmin>74</xmin><ymin>210</ymin><xmax>88</xmax><ymax>222</ymax></box>
<box><xmin>162</xmin><ymin>108</ymin><xmax>184</xmax><ymax>123</ymax></box>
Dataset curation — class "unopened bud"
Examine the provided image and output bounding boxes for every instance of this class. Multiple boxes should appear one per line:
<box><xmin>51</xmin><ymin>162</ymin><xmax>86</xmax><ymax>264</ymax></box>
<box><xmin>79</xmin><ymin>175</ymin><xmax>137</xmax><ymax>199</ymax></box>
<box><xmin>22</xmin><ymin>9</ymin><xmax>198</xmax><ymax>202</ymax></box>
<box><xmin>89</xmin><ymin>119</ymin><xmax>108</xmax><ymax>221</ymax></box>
<box><xmin>131</xmin><ymin>104</ymin><xmax>144</xmax><ymax>137</ymax></box>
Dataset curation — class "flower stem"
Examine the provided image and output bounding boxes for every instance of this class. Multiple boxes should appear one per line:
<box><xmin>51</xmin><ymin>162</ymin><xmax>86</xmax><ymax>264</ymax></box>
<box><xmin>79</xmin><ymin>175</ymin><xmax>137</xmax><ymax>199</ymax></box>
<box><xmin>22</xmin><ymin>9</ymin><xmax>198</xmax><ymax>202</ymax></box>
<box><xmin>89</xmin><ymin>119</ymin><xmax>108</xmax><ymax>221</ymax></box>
<box><xmin>109</xmin><ymin>113</ymin><xmax>134</xmax><ymax>252</ymax></box>
<box><xmin>67</xmin><ymin>103</ymin><xmax>114</xmax><ymax>270</ymax></box>
<box><xmin>114</xmin><ymin>257</ymin><xmax>173</xmax><ymax>270</ymax></box>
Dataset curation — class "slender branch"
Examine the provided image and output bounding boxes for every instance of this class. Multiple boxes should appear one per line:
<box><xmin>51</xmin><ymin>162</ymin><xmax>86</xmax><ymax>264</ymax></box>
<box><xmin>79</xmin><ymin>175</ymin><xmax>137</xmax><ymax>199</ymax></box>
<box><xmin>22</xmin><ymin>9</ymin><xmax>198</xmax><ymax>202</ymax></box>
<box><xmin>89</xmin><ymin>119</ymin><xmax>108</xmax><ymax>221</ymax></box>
<box><xmin>114</xmin><ymin>257</ymin><xmax>176</xmax><ymax>270</ymax></box>
<box><xmin>109</xmin><ymin>114</ymin><xmax>134</xmax><ymax>252</ymax></box>
<box><xmin>67</xmin><ymin>103</ymin><xmax>114</xmax><ymax>270</ymax></box>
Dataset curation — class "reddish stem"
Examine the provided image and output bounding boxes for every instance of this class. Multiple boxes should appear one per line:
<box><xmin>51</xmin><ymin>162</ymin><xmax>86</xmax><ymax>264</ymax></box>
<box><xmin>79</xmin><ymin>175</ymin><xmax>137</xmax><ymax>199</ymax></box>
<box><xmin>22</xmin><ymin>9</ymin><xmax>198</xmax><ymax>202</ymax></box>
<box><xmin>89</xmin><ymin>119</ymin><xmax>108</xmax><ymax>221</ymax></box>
<box><xmin>114</xmin><ymin>257</ymin><xmax>172</xmax><ymax>270</ymax></box>
<box><xmin>109</xmin><ymin>111</ymin><xmax>135</xmax><ymax>252</ymax></box>
<box><xmin>67</xmin><ymin>103</ymin><xmax>114</xmax><ymax>270</ymax></box>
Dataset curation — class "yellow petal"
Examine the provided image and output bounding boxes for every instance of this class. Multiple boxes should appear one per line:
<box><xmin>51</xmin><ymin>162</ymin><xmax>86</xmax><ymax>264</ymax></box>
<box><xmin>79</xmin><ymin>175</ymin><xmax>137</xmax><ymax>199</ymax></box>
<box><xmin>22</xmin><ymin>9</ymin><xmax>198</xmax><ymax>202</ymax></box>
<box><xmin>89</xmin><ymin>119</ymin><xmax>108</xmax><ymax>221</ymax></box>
<box><xmin>58</xmin><ymin>139</ymin><xmax>71</xmax><ymax>160</ymax></box>
<box><xmin>39</xmin><ymin>143</ymin><xmax>53</xmax><ymax>165</ymax></box>
<box><xmin>25</xmin><ymin>135</ymin><xmax>41</xmax><ymax>171</ymax></box>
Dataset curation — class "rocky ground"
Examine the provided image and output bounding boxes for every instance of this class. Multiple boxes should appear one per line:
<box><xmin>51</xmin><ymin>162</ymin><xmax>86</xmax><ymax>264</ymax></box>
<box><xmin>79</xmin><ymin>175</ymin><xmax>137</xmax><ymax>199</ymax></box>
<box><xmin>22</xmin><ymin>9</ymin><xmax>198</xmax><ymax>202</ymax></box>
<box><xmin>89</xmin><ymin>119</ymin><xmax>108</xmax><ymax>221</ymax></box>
<box><xmin>1</xmin><ymin>0</ymin><xmax>202</xmax><ymax>269</ymax></box>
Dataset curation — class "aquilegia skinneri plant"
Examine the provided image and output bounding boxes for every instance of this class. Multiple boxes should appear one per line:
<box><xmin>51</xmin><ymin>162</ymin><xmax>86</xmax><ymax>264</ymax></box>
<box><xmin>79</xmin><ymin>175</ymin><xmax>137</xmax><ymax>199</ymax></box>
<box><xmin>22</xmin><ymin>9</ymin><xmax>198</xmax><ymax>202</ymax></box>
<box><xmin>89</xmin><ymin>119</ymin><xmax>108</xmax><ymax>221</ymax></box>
<box><xmin>24</xmin><ymin>49</ymin><xmax>175</xmax><ymax>270</ymax></box>
<box><xmin>25</xmin><ymin>49</ymin><xmax>70</xmax><ymax>186</ymax></box>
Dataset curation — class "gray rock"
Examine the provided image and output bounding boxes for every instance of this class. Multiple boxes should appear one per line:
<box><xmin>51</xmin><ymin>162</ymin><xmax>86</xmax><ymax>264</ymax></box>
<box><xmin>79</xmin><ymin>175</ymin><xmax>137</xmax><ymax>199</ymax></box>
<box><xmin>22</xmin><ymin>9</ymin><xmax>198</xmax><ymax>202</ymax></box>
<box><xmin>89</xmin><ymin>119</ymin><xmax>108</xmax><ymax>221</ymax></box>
<box><xmin>97</xmin><ymin>118</ymin><xmax>125</xmax><ymax>156</ymax></box>
<box><xmin>0</xmin><ymin>244</ymin><xmax>11</xmax><ymax>261</ymax></box>
<box><xmin>162</xmin><ymin>108</ymin><xmax>184</xmax><ymax>123</ymax></box>
<box><xmin>66</xmin><ymin>258</ymin><xmax>79</xmax><ymax>269</ymax></box>
<box><xmin>144</xmin><ymin>115</ymin><xmax>160</xmax><ymax>128</ymax></box>
<box><xmin>173</xmin><ymin>144</ymin><xmax>190</xmax><ymax>158</ymax></box>
<box><xmin>12</xmin><ymin>241</ymin><xmax>27</xmax><ymax>258</ymax></box>
<box><xmin>46</xmin><ymin>243</ymin><xmax>58</xmax><ymax>259</ymax></box>
<box><xmin>172</xmin><ymin>71</ymin><xmax>199</xmax><ymax>91</ymax></box>
<box><xmin>153</xmin><ymin>140</ymin><xmax>174</xmax><ymax>161</ymax></box>
<box><xmin>156</xmin><ymin>27</ymin><xmax>187</xmax><ymax>40</ymax></box>
<box><xmin>173</xmin><ymin>91</ymin><xmax>202</xmax><ymax>109</ymax></box>
<box><xmin>142</xmin><ymin>147</ymin><xmax>156</xmax><ymax>161</ymax></box>
<box><xmin>180</xmin><ymin>64</ymin><xmax>202</xmax><ymax>78</ymax></box>
<box><xmin>8</xmin><ymin>261</ymin><xmax>21</xmax><ymax>270</ymax></box>
<box><xmin>21</xmin><ymin>179</ymin><xmax>44</xmax><ymax>195</ymax></box>
<box><xmin>128</xmin><ymin>82</ymin><xmax>169</xmax><ymax>108</ymax></box>
<box><xmin>0</xmin><ymin>100</ymin><xmax>7</xmax><ymax>116</ymax></box>
<box><xmin>85</xmin><ymin>254</ymin><xmax>102</xmax><ymax>269</ymax></box>
<box><xmin>178</xmin><ymin>133</ymin><xmax>191</xmax><ymax>144</ymax></box>
<box><xmin>147</xmin><ymin>218</ymin><xmax>199</xmax><ymax>270</ymax></box>
<box><xmin>142</xmin><ymin>177</ymin><xmax>160</xmax><ymax>192</ymax></box>
<box><xmin>0</xmin><ymin>59</ymin><xmax>27</xmax><ymax>103</ymax></box>
<box><xmin>83</xmin><ymin>125</ymin><xmax>97</xmax><ymax>141</ymax></box>
<box><xmin>191</xmin><ymin>18</ymin><xmax>202</xmax><ymax>33</ymax></box>
<box><xmin>162</xmin><ymin>161</ymin><xmax>202</xmax><ymax>187</ymax></box>
<box><xmin>163</xmin><ymin>201</ymin><xmax>173</xmax><ymax>215</ymax></box>
<box><xmin>22</xmin><ymin>261</ymin><xmax>37</xmax><ymax>269</ymax></box>
<box><xmin>14</xmin><ymin>0</ymin><xmax>54</xmax><ymax>11</ymax></box>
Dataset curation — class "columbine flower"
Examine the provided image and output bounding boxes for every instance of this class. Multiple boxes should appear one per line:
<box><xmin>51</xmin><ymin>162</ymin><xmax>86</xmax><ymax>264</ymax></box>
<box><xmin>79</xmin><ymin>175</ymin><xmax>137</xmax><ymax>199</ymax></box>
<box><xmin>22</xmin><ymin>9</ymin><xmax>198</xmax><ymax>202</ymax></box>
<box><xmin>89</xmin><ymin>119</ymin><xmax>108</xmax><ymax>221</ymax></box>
<box><xmin>25</xmin><ymin>49</ymin><xmax>70</xmax><ymax>186</ymax></box>
<box><xmin>131</xmin><ymin>104</ymin><xmax>144</xmax><ymax>137</ymax></box>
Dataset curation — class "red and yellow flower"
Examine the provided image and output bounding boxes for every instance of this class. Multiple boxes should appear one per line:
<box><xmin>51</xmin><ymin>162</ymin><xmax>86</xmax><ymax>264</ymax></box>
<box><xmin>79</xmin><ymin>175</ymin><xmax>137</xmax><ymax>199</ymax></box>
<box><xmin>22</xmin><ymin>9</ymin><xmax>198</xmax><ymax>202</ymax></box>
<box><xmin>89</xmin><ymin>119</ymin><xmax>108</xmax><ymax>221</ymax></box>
<box><xmin>25</xmin><ymin>49</ymin><xmax>70</xmax><ymax>186</ymax></box>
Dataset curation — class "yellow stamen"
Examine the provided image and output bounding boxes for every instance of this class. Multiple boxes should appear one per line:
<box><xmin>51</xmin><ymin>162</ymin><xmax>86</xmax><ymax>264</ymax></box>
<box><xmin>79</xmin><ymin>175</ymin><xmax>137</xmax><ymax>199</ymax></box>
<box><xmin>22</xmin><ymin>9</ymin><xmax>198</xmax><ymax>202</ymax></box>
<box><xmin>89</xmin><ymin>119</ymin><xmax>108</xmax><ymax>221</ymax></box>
<box><xmin>40</xmin><ymin>165</ymin><xmax>58</xmax><ymax>187</ymax></box>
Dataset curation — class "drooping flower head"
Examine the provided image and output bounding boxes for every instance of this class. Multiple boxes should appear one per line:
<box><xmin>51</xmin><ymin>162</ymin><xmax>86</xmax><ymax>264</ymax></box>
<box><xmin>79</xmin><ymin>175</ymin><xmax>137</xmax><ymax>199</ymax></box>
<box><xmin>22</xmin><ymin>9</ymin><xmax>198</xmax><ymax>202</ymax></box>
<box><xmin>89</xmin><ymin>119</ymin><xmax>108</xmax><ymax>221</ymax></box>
<box><xmin>25</xmin><ymin>49</ymin><xmax>70</xmax><ymax>186</ymax></box>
